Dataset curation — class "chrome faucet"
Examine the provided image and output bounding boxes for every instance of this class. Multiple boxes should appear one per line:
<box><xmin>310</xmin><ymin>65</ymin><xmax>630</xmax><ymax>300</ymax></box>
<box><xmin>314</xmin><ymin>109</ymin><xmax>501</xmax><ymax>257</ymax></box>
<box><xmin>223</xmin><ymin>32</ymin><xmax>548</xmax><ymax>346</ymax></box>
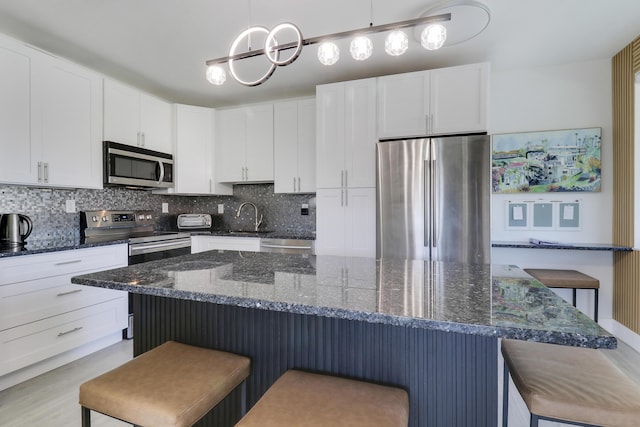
<box><xmin>235</xmin><ymin>202</ymin><xmax>263</xmax><ymax>232</ymax></box>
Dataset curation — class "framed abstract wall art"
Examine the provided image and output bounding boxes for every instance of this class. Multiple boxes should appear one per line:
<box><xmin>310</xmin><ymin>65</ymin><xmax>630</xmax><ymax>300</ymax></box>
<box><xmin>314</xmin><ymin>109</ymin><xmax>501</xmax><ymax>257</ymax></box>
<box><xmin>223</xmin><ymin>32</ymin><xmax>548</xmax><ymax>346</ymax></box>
<box><xmin>492</xmin><ymin>127</ymin><xmax>601</xmax><ymax>193</ymax></box>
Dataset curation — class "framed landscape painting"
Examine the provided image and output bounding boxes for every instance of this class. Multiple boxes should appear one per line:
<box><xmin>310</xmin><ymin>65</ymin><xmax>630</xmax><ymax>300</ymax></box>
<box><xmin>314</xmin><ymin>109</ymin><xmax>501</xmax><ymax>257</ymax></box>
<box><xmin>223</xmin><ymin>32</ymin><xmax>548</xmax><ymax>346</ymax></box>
<box><xmin>492</xmin><ymin>127</ymin><xmax>601</xmax><ymax>193</ymax></box>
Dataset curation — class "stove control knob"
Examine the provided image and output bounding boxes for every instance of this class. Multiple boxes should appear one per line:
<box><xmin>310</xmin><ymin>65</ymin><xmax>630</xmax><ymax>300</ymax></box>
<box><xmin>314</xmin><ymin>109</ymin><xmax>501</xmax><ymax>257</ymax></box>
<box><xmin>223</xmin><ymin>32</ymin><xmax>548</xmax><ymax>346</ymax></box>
<box><xmin>146</xmin><ymin>214</ymin><xmax>152</xmax><ymax>220</ymax></box>
<box><xmin>138</xmin><ymin>215</ymin><xmax>145</xmax><ymax>221</ymax></box>
<box><xmin>91</xmin><ymin>216</ymin><xmax>99</xmax><ymax>222</ymax></box>
<box><xmin>102</xmin><ymin>216</ymin><xmax>108</xmax><ymax>222</ymax></box>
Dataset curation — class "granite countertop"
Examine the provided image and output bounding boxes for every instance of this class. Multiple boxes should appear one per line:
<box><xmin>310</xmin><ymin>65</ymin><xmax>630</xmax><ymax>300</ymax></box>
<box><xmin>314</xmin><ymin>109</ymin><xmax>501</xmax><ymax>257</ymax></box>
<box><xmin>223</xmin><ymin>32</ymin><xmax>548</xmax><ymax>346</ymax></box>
<box><xmin>71</xmin><ymin>251</ymin><xmax>615</xmax><ymax>349</ymax></box>
<box><xmin>492</xmin><ymin>241</ymin><xmax>632</xmax><ymax>251</ymax></box>
<box><xmin>0</xmin><ymin>238</ymin><xmax>127</xmax><ymax>259</ymax></box>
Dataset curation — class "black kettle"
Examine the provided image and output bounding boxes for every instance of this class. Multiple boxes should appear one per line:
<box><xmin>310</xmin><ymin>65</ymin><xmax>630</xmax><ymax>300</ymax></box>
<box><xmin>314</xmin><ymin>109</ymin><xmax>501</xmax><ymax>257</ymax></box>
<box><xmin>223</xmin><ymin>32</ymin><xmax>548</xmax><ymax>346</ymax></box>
<box><xmin>0</xmin><ymin>213</ymin><xmax>33</xmax><ymax>246</ymax></box>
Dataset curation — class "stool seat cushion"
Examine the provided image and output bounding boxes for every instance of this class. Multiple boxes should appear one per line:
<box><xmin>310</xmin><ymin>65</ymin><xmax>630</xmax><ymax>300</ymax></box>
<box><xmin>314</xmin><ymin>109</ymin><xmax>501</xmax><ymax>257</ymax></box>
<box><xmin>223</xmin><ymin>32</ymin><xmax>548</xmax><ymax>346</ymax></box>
<box><xmin>524</xmin><ymin>268</ymin><xmax>599</xmax><ymax>289</ymax></box>
<box><xmin>502</xmin><ymin>339</ymin><xmax>640</xmax><ymax>427</ymax></box>
<box><xmin>80</xmin><ymin>341</ymin><xmax>250</xmax><ymax>427</ymax></box>
<box><xmin>236</xmin><ymin>370</ymin><xmax>409</xmax><ymax>427</ymax></box>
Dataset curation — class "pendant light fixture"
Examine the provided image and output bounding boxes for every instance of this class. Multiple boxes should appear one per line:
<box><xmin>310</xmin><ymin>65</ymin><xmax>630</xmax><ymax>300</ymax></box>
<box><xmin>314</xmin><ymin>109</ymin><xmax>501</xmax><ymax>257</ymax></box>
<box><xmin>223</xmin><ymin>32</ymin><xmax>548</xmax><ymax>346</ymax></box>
<box><xmin>204</xmin><ymin>0</ymin><xmax>490</xmax><ymax>87</ymax></box>
<box><xmin>385</xmin><ymin>30</ymin><xmax>409</xmax><ymax>56</ymax></box>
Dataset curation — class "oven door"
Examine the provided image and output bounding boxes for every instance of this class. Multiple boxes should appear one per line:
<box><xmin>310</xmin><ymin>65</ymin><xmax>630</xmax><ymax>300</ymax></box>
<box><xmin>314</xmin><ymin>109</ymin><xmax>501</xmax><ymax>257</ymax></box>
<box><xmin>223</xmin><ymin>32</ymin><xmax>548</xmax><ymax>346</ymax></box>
<box><xmin>128</xmin><ymin>238</ymin><xmax>191</xmax><ymax>265</ymax></box>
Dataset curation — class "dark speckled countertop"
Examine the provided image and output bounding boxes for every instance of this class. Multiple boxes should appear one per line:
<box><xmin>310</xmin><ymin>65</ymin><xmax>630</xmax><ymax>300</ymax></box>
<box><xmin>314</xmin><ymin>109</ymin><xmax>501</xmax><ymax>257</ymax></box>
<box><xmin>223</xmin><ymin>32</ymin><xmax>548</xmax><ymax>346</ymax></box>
<box><xmin>71</xmin><ymin>251</ymin><xmax>615</xmax><ymax>349</ymax></box>
<box><xmin>492</xmin><ymin>241</ymin><xmax>632</xmax><ymax>251</ymax></box>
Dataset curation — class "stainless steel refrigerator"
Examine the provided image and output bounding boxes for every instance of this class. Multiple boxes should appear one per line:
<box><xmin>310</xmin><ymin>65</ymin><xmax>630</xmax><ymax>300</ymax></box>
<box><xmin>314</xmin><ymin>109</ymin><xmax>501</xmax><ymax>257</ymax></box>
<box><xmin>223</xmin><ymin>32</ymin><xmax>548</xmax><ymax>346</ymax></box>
<box><xmin>376</xmin><ymin>135</ymin><xmax>491</xmax><ymax>262</ymax></box>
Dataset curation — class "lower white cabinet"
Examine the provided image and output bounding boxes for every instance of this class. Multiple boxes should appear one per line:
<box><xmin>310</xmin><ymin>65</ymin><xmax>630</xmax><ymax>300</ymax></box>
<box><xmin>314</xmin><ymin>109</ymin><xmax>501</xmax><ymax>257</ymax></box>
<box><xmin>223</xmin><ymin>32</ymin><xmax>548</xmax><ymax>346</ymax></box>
<box><xmin>191</xmin><ymin>236</ymin><xmax>261</xmax><ymax>253</ymax></box>
<box><xmin>315</xmin><ymin>187</ymin><xmax>376</xmax><ymax>257</ymax></box>
<box><xmin>0</xmin><ymin>245</ymin><xmax>128</xmax><ymax>389</ymax></box>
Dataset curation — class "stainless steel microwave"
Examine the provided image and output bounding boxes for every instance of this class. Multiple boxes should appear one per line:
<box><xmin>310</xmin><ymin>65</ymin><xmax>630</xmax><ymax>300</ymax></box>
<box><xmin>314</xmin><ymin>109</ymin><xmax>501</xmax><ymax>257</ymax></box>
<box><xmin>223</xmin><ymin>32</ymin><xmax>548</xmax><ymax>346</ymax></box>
<box><xmin>103</xmin><ymin>141</ymin><xmax>174</xmax><ymax>189</ymax></box>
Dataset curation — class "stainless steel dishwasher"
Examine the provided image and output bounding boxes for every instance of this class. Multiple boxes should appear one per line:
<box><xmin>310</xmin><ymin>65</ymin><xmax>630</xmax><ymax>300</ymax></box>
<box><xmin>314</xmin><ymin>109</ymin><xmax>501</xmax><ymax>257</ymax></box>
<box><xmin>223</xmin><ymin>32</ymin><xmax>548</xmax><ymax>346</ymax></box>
<box><xmin>259</xmin><ymin>238</ymin><xmax>315</xmax><ymax>254</ymax></box>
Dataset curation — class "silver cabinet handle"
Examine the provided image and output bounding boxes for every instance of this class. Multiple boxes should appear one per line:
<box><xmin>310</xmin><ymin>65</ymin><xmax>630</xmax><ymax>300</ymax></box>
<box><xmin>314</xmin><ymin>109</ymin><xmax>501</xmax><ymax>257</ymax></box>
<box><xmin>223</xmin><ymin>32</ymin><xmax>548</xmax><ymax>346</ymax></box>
<box><xmin>293</xmin><ymin>177</ymin><xmax>296</xmax><ymax>192</ymax></box>
<box><xmin>57</xmin><ymin>326</ymin><xmax>83</xmax><ymax>337</ymax></box>
<box><xmin>344</xmin><ymin>188</ymin><xmax>348</xmax><ymax>207</ymax></box>
<box><xmin>341</xmin><ymin>170</ymin><xmax>344</xmax><ymax>187</ymax></box>
<box><xmin>57</xmin><ymin>289</ymin><xmax>83</xmax><ymax>297</ymax></box>
<box><xmin>344</xmin><ymin>170</ymin><xmax>347</xmax><ymax>188</ymax></box>
<box><xmin>43</xmin><ymin>162</ymin><xmax>49</xmax><ymax>183</ymax></box>
<box><xmin>137</xmin><ymin>131</ymin><xmax>141</xmax><ymax>146</ymax></box>
<box><xmin>37</xmin><ymin>161</ymin><xmax>43</xmax><ymax>182</ymax></box>
<box><xmin>297</xmin><ymin>177</ymin><xmax>301</xmax><ymax>192</ymax></box>
<box><xmin>54</xmin><ymin>259</ymin><xmax>82</xmax><ymax>266</ymax></box>
<box><xmin>141</xmin><ymin>132</ymin><xmax>146</xmax><ymax>147</ymax></box>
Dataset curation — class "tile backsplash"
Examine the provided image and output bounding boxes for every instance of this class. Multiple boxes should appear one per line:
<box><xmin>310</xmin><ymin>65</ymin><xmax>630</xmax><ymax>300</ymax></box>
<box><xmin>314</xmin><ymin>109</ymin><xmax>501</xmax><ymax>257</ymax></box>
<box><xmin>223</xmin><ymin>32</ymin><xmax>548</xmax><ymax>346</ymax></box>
<box><xmin>0</xmin><ymin>184</ymin><xmax>315</xmax><ymax>246</ymax></box>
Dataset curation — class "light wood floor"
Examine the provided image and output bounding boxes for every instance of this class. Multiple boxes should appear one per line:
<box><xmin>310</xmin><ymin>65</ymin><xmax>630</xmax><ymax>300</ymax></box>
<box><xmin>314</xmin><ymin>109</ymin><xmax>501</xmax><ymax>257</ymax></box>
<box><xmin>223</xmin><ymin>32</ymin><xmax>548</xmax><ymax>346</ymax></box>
<box><xmin>0</xmin><ymin>340</ymin><xmax>133</xmax><ymax>427</ymax></box>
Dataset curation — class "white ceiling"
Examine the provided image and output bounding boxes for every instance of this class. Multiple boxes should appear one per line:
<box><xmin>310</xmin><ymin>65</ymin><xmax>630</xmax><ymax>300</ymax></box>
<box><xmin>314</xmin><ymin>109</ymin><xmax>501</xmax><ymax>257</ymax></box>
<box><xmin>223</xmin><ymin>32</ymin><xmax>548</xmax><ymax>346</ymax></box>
<box><xmin>0</xmin><ymin>0</ymin><xmax>639</xmax><ymax>108</ymax></box>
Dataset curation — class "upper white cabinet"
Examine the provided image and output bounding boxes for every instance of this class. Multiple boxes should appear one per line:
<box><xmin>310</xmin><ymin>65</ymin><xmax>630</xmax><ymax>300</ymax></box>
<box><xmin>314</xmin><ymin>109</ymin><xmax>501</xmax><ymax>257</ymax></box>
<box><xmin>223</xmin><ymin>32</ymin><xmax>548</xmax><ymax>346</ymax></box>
<box><xmin>170</xmin><ymin>104</ymin><xmax>232</xmax><ymax>195</ymax></box>
<box><xmin>216</xmin><ymin>103</ymin><xmax>274</xmax><ymax>183</ymax></box>
<box><xmin>377</xmin><ymin>62</ymin><xmax>488</xmax><ymax>139</ymax></box>
<box><xmin>31</xmin><ymin>51</ymin><xmax>103</xmax><ymax>188</ymax></box>
<box><xmin>104</xmin><ymin>78</ymin><xmax>172</xmax><ymax>153</ymax></box>
<box><xmin>0</xmin><ymin>35</ymin><xmax>102</xmax><ymax>189</ymax></box>
<box><xmin>274</xmin><ymin>98</ymin><xmax>315</xmax><ymax>193</ymax></box>
<box><xmin>316</xmin><ymin>78</ymin><xmax>377</xmax><ymax>189</ymax></box>
<box><xmin>0</xmin><ymin>36</ymin><xmax>34</xmax><ymax>185</ymax></box>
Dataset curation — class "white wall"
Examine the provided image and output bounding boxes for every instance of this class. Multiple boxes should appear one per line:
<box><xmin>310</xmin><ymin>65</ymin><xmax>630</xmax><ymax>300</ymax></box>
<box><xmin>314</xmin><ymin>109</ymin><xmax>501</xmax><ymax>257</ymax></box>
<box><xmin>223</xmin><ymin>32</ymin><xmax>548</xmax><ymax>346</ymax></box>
<box><xmin>489</xmin><ymin>59</ymin><xmax>615</xmax><ymax>322</ymax></box>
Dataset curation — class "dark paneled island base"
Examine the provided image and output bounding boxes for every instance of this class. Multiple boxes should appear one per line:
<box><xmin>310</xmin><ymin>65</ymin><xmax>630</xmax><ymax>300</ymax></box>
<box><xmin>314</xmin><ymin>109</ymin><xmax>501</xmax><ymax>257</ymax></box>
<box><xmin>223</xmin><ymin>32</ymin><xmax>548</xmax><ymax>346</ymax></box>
<box><xmin>132</xmin><ymin>294</ymin><xmax>498</xmax><ymax>427</ymax></box>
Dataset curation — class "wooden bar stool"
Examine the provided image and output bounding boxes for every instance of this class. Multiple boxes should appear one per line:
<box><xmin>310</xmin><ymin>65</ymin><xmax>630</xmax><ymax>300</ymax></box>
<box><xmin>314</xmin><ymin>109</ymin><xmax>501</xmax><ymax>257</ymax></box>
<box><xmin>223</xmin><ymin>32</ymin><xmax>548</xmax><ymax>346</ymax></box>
<box><xmin>236</xmin><ymin>370</ymin><xmax>409</xmax><ymax>426</ymax></box>
<box><xmin>501</xmin><ymin>339</ymin><xmax>640</xmax><ymax>427</ymax></box>
<box><xmin>79</xmin><ymin>341</ymin><xmax>250</xmax><ymax>427</ymax></box>
<box><xmin>524</xmin><ymin>268</ymin><xmax>600</xmax><ymax>321</ymax></box>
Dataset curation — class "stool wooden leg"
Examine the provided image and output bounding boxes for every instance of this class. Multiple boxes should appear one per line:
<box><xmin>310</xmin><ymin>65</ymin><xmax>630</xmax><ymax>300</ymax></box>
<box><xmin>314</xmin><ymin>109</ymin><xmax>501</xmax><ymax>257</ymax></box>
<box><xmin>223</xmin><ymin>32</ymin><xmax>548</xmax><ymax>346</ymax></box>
<box><xmin>594</xmin><ymin>289</ymin><xmax>599</xmax><ymax>322</ymax></box>
<box><xmin>572</xmin><ymin>288</ymin><xmax>577</xmax><ymax>307</ymax></box>
<box><xmin>81</xmin><ymin>406</ymin><xmax>91</xmax><ymax>427</ymax></box>
<box><xmin>502</xmin><ymin>361</ymin><xmax>509</xmax><ymax>427</ymax></box>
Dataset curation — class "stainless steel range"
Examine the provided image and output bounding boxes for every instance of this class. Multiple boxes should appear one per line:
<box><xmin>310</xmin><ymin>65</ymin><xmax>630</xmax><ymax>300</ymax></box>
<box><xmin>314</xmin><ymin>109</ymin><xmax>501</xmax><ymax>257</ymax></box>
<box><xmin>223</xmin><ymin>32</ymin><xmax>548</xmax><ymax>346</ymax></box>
<box><xmin>81</xmin><ymin>210</ymin><xmax>191</xmax><ymax>264</ymax></box>
<box><xmin>81</xmin><ymin>210</ymin><xmax>191</xmax><ymax>340</ymax></box>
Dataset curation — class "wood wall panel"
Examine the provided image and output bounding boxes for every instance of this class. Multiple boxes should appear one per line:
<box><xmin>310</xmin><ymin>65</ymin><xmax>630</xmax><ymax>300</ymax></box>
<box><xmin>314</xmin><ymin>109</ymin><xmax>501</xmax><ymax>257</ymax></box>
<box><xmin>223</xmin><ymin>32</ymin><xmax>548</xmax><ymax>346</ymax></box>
<box><xmin>613</xmin><ymin>38</ymin><xmax>640</xmax><ymax>332</ymax></box>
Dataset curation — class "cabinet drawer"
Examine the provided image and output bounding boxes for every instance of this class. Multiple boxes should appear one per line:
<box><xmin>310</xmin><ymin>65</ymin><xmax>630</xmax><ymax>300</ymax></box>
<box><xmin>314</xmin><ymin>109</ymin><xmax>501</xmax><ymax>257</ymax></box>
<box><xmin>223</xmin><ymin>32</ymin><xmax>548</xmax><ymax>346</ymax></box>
<box><xmin>1</xmin><ymin>275</ymin><xmax>126</xmax><ymax>331</ymax></box>
<box><xmin>0</xmin><ymin>297</ymin><xmax>127</xmax><ymax>376</ymax></box>
<box><xmin>0</xmin><ymin>245</ymin><xmax>127</xmax><ymax>286</ymax></box>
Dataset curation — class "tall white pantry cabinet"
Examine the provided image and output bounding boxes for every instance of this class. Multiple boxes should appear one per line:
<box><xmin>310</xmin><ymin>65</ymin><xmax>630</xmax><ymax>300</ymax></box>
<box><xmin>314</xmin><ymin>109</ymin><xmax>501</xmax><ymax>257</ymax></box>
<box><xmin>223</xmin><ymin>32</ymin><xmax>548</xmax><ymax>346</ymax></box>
<box><xmin>315</xmin><ymin>78</ymin><xmax>377</xmax><ymax>257</ymax></box>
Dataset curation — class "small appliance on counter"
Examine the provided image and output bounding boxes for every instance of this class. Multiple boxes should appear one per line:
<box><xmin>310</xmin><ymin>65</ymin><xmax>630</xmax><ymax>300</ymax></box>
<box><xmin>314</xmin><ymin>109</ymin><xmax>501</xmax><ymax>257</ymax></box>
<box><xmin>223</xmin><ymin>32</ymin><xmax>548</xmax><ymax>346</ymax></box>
<box><xmin>0</xmin><ymin>213</ymin><xmax>33</xmax><ymax>248</ymax></box>
<box><xmin>177</xmin><ymin>214</ymin><xmax>212</xmax><ymax>230</ymax></box>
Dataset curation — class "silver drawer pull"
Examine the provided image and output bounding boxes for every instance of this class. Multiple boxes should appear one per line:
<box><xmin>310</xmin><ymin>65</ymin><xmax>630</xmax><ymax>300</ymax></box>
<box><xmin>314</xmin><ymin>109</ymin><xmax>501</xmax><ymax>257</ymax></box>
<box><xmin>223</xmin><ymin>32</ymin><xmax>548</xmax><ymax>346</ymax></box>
<box><xmin>54</xmin><ymin>259</ymin><xmax>82</xmax><ymax>266</ymax></box>
<box><xmin>57</xmin><ymin>326</ymin><xmax>83</xmax><ymax>337</ymax></box>
<box><xmin>56</xmin><ymin>289</ymin><xmax>83</xmax><ymax>297</ymax></box>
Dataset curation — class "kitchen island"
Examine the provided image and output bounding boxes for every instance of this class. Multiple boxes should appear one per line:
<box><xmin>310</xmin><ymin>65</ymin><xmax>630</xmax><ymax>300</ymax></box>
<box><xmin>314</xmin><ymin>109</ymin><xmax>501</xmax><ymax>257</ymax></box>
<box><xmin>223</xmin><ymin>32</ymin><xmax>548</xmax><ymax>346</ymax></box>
<box><xmin>72</xmin><ymin>251</ymin><xmax>615</xmax><ymax>427</ymax></box>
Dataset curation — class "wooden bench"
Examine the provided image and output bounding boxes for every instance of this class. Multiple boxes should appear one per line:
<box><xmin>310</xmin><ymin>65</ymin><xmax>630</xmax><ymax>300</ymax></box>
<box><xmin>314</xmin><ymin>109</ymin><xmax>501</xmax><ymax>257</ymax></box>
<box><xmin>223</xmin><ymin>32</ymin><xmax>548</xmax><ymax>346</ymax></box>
<box><xmin>524</xmin><ymin>268</ymin><xmax>600</xmax><ymax>321</ymax></box>
<box><xmin>502</xmin><ymin>339</ymin><xmax>640</xmax><ymax>427</ymax></box>
<box><xmin>79</xmin><ymin>341</ymin><xmax>250</xmax><ymax>427</ymax></box>
<box><xmin>236</xmin><ymin>370</ymin><xmax>409</xmax><ymax>426</ymax></box>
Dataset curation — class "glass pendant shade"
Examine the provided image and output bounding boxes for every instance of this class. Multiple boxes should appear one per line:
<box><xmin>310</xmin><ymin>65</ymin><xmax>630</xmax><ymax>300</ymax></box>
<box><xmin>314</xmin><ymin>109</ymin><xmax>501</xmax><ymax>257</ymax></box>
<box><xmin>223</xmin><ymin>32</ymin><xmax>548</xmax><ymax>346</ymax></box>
<box><xmin>350</xmin><ymin>36</ymin><xmax>373</xmax><ymax>61</ymax></box>
<box><xmin>317</xmin><ymin>42</ymin><xmax>340</xmax><ymax>66</ymax></box>
<box><xmin>421</xmin><ymin>24</ymin><xmax>447</xmax><ymax>50</ymax></box>
<box><xmin>385</xmin><ymin>30</ymin><xmax>408</xmax><ymax>56</ymax></box>
<box><xmin>206</xmin><ymin>65</ymin><xmax>226</xmax><ymax>85</ymax></box>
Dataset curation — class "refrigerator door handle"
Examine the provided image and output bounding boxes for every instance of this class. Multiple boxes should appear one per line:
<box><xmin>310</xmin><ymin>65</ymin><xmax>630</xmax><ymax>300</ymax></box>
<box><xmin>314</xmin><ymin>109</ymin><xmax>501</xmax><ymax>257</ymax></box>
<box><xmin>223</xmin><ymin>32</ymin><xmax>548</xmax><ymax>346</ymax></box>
<box><xmin>430</xmin><ymin>142</ymin><xmax>437</xmax><ymax>252</ymax></box>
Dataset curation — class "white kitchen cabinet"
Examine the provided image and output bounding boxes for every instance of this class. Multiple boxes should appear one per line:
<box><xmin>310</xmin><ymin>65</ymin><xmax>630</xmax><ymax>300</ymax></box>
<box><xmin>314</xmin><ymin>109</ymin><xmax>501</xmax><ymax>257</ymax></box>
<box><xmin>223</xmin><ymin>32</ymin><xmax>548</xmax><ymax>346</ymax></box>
<box><xmin>104</xmin><ymin>78</ymin><xmax>172</xmax><ymax>153</ymax></box>
<box><xmin>169</xmin><ymin>104</ymin><xmax>232</xmax><ymax>195</ymax></box>
<box><xmin>0</xmin><ymin>34</ymin><xmax>102</xmax><ymax>189</ymax></box>
<box><xmin>31</xmin><ymin>50</ymin><xmax>103</xmax><ymax>188</ymax></box>
<box><xmin>377</xmin><ymin>62</ymin><xmax>489</xmax><ymax>139</ymax></box>
<box><xmin>216</xmin><ymin>103</ymin><xmax>274</xmax><ymax>183</ymax></box>
<box><xmin>315</xmin><ymin>187</ymin><xmax>376</xmax><ymax>257</ymax></box>
<box><xmin>191</xmin><ymin>236</ymin><xmax>261</xmax><ymax>253</ymax></box>
<box><xmin>0</xmin><ymin>245</ymin><xmax>128</xmax><ymax>389</ymax></box>
<box><xmin>316</xmin><ymin>78</ymin><xmax>377</xmax><ymax>189</ymax></box>
<box><xmin>274</xmin><ymin>98</ymin><xmax>316</xmax><ymax>193</ymax></box>
<box><xmin>0</xmin><ymin>36</ymin><xmax>33</xmax><ymax>184</ymax></box>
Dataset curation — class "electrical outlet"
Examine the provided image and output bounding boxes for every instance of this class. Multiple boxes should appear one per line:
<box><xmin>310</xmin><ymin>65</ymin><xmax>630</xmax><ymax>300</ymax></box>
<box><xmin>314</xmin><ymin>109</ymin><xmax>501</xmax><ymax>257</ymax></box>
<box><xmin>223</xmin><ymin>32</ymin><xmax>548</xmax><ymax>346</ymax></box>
<box><xmin>301</xmin><ymin>203</ymin><xmax>309</xmax><ymax>216</ymax></box>
<box><xmin>218</xmin><ymin>204</ymin><xmax>224</xmax><ymax>214</ymax></box>
<box><xmin>65</xmin><ymin>199</ymin><xmax>76</xmax><ymax>213</ymax></box>
<box><xmin>162</xmin><ymin>202</ymin><xmax>169</xmax><ymax>213</ymax></box>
